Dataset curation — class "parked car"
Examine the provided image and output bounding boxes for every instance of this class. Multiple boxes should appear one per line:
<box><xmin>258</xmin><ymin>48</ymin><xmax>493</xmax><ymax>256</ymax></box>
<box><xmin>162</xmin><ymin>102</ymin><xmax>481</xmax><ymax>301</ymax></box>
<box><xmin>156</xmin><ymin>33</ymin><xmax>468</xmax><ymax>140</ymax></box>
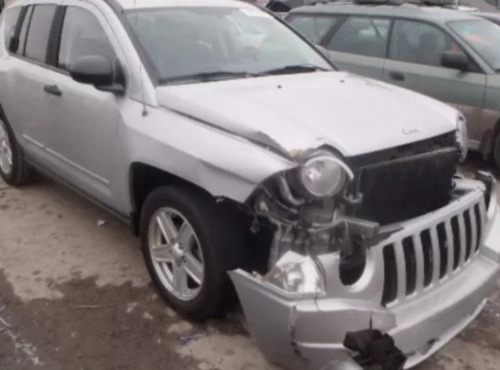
<box><xmin>0</xmin><ymin>0</ymin><xmax>499</xmax><ymax>369</ymax></box>
<box><xmin>286</xmin><ymin>3</ymin><xmax>500</xmax><ymax>170</ymax></box>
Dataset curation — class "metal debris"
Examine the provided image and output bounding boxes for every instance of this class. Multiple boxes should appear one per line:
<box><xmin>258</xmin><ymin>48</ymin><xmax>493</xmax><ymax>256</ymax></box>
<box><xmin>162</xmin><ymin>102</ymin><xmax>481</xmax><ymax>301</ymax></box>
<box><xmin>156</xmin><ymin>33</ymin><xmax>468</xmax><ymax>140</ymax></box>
<box><xmin>97</xmin><ymin>219</ymin><xmax>107</xmax><ymax>227</ymax></box>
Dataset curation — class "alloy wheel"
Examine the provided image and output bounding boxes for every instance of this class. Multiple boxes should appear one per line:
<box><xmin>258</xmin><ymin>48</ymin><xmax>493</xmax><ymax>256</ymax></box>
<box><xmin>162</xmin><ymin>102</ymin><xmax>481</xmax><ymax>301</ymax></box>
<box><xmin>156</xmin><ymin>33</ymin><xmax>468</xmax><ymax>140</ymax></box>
<box><xmin>148</xmin><ymin>207</ymin><xmax>205</xmax><ymax>301</ymax></box>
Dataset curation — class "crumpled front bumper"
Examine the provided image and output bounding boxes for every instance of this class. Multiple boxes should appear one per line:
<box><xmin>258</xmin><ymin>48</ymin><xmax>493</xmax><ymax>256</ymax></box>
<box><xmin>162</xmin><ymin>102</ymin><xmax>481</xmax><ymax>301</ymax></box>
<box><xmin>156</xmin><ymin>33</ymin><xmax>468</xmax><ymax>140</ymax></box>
<box><xmin>230</xmin><ymin>177</ymin><xmax>500</xmax><ymax>370</ymax></box>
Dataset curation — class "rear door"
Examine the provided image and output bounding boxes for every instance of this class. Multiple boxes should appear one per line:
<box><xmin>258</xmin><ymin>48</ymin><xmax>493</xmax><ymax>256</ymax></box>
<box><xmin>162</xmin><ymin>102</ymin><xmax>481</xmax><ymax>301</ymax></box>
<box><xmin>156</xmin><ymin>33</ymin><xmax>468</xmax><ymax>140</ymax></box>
<box><xmin>0</xmin><ymin>2</ymin><xmax>62</xmax><ymax>167</ymax></box>
<box><xmin>323</xmin><ymin>15</ymin><xmax>391</xmax><ymax>79</ymax></box>
<box><xmin>383</xmin><ymin>19</ymin><xmax>486</xmax><ymax>143</ymax></box>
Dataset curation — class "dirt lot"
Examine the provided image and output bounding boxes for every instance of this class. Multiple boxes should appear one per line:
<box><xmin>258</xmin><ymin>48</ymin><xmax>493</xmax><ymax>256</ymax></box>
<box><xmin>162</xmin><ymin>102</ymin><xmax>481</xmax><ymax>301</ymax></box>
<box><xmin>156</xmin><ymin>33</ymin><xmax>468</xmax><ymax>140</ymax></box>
<box><xmin>0</xmin><ymin>156</ymin><xmax>499</xmax><ymax>370</ymax></box>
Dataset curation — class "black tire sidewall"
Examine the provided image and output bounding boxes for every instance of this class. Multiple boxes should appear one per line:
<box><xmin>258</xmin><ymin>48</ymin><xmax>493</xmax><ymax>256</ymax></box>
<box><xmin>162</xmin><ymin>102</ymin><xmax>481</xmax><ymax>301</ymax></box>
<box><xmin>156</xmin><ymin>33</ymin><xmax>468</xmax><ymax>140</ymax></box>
<box><xmin>140</xmin><ymin>186</ymin><xmax>243</xmax><ymax>319</ymax></box>
<box><xmin>495</xmin><ymin>133</ymin><xmax>500</xmax><ymax>172</ymax></box>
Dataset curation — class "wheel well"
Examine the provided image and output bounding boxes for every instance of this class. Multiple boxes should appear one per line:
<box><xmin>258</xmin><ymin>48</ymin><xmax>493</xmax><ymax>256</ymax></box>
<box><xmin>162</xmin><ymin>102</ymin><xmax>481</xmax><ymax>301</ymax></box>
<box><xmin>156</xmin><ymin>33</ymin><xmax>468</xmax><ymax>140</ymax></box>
<box><xmin>129</xmin><ymin>163</ymin><xmax>211</xmax><ymax>235</ymax></box>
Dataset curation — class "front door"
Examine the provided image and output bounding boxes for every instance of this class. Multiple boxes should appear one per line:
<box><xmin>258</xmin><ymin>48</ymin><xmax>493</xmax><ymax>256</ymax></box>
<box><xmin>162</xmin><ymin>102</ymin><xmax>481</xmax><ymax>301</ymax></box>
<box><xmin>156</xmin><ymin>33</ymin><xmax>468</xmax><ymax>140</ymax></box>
<box><xmin>45</xmin><ymin>1</ymin><xmax>126</xmax><ymax>207</ymax></box>
<box><xmin>383</xmin><ymin>20</ymin><xmax>486</xmax><ymax>146</ymax></box>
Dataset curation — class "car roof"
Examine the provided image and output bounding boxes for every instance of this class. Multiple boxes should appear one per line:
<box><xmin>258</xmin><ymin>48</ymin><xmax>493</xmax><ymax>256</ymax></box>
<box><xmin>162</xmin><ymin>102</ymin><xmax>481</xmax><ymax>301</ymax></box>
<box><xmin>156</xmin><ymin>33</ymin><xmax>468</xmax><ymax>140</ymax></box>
<box><xmin>7</xmin><ymin>0</ymin><xmax>253</xmax><ymax>11</ymax></box>
<box><xmin>289</xmin><ymin>3</ymin><xmax>483</xmax><ymax>23</ymax></box>
<box><xmin>114</xmin><ymin>0</ymin><xmax>252</xmax><ymax>10</ymax></box>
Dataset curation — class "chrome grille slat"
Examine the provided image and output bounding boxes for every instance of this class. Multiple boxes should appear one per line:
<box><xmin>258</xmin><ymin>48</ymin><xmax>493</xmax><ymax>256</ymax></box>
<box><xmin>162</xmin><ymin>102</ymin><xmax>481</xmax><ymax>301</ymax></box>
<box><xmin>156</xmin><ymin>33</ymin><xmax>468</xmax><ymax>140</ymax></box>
<box><xmin>430</xmin><ymin>227</ymin><xmax>441</xmax><ymax>285</ymax></box>
<box><xmin>382</xmin><ymin>195</ymin><xmax>485</xmax><ymax>306</ymax></box>
<box><xmin>394</xmin><ymin>241</ymin><xmax>407</xmax><ymax>300</ymax></box>
<box><xmin>444</xmin><ymin>220</ymin><xmax>455</xmax><ymax>276</ymax></box>
<box><xmin>412</xmin><ymin>235</ymin><xmax>425</xmax><ymax>293</ymax></box>
<box><xmin>457</xmin><ymin>214</ymin><xmax>467</xmax><ymax>267</ymax></box>
<box><xmin>478</xmin><ymin>199</ymin><xmax>487</xmax><ymax>248</ymax></box>
<box><xmin>469</xmin><ymin>208</ymin><xmax>478</xmax><ymax>255</ymax></box>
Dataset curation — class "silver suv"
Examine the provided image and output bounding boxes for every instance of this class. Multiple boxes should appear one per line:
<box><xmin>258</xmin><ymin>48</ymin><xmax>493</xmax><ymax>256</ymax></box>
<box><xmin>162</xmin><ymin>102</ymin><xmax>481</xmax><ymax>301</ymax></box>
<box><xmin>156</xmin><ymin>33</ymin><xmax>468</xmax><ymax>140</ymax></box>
<box><xmin>0</xmin><ymin>1</ymin><xmax>499</xmax><ymax>369</ymax></box>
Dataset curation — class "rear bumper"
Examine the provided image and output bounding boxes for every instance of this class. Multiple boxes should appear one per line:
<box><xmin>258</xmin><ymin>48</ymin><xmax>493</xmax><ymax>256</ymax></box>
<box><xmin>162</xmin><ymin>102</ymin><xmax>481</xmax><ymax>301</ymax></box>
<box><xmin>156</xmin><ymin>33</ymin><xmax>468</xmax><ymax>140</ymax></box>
<box><xmin>230</xmin><ymin>178</ymin><xmax>500</xmax><ymax>370</ymax></box>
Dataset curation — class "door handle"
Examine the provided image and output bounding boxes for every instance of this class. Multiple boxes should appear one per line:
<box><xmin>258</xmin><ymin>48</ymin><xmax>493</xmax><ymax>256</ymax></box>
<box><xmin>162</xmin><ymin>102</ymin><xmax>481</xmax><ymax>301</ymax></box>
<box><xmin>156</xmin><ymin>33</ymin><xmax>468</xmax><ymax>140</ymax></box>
<box><xmin>43</xmin><ymin>85</ymin><xmax>62</xmax><ymax>97</ymax></box>
<box><xmin>389</xmin><ymin>71</ymin><xmax>405</xmax><ymax>81</ymax></box>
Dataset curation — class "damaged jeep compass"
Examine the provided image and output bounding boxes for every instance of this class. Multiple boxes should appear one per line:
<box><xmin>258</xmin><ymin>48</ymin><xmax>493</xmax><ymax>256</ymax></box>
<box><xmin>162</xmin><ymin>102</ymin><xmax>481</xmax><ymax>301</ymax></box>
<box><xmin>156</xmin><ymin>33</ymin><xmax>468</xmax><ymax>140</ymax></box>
<box><xmin>0</xmin><ymin>0</ymin><xmax>498</xmax><ymax>369</ymax></box>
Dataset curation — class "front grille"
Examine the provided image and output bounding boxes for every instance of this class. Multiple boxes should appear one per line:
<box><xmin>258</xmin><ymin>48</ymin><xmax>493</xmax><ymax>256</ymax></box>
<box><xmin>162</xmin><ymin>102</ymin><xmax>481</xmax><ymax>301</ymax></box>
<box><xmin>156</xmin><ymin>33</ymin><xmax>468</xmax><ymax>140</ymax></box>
<box><xmin>381</xmin><ymin>197</ymin><xmax>485</xmax><ymax>306</ymax></box>
<box><xmin>348</xmin><ymin>146</ymin><xmax>460</xmax><ymax>225</ymax></box>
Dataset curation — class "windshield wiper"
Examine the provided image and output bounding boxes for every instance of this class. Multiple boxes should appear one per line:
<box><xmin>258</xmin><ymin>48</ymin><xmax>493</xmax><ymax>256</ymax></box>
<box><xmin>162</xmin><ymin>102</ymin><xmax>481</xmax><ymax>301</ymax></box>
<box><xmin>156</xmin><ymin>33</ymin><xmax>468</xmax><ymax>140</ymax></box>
<box><xmin>159</xmin><ymin>71</ymin><xmax>254</xmax><ymax>84</ymax></box>
<box><xmin>258</xmin><ymin>64</ymin><xmax>328</xmax><ymax>76</ymax></box>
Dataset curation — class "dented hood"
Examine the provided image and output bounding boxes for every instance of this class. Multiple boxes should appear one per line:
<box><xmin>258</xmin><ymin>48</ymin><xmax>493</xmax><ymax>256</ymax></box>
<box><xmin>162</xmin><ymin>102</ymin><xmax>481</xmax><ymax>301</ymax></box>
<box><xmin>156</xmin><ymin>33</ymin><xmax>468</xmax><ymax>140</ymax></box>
<box><xmin>156</xmin><ymin>71</ymin><xmax>458</xmax><ymax>158</ymax></box>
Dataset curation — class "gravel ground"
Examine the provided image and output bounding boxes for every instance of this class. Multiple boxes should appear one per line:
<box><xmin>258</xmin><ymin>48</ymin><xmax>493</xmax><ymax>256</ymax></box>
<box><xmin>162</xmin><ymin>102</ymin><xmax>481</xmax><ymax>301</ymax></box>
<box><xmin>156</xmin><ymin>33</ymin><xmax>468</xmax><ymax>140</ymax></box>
<box><xmin>0</xmin><ymin>155</ymin><xmax>499</xmax><ymax>370</ymax></box>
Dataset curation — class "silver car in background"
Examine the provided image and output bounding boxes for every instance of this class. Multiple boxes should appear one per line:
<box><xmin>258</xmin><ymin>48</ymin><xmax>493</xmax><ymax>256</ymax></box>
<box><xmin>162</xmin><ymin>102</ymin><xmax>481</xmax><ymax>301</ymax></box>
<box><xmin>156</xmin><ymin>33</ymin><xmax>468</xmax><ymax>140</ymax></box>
<box><xmin>0</xmin><ymin>0</ymin><xmax>499</xmax><ymax>369</ymax></box>
<box><xmin>286</xmin><ymin>3</ymin><xmax>500</xmax><ymax>171</ymax></box>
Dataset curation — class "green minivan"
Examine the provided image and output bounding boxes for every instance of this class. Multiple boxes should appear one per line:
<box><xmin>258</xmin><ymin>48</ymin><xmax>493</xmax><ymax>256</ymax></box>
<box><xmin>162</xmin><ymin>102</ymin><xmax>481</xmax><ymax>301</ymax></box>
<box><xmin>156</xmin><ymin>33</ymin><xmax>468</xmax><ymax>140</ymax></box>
<box><xmin>286</xmin><ymin>3</ymin><xmax>500</xmax><ymax>169</ymax></box>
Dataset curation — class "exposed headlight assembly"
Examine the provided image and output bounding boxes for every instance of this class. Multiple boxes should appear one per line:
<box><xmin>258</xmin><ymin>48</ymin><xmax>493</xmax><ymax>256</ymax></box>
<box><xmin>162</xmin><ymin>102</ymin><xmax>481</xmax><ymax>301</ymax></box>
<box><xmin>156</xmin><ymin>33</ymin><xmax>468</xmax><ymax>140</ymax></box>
<box><xmin>456</xmin><ymin>114</ymin><xmax>468</xmax><ymax>161</ymax></box>
<box><xmin>264</xmin><ymin>251</ymin><xmax>325</xmax><ymax>297</ymax></box>
<box><xmin>295</xmin><ymin>151</ymin><xmax>354</xmax><ymax>199</ymax></box>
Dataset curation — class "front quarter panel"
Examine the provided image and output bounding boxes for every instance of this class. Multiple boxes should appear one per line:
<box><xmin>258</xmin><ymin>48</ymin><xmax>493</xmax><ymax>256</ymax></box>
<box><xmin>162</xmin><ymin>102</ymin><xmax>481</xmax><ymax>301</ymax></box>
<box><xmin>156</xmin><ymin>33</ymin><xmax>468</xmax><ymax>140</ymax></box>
<box><xmin>120</xmin><ymin>101</ymin><xmax>295</xmax><ymax>207</ymax></box>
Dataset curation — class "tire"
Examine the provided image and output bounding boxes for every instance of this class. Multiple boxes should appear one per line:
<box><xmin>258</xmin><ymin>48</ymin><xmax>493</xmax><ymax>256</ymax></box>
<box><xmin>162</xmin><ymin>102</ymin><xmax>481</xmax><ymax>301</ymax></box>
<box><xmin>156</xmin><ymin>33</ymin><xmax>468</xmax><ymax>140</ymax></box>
<box><xmin>0</xmin><ymin>115</ymin><xmax>30</xmax><ymax>186</ymax></box>
<box><xmin>495</xmin><ymin>133</ymin><xmax>500</xmax><ymax>173</ymax></box>
<box><xmin>140</xmin><ymin>185</ymin><xmax>245</xmax><ymax>320</ymax></box>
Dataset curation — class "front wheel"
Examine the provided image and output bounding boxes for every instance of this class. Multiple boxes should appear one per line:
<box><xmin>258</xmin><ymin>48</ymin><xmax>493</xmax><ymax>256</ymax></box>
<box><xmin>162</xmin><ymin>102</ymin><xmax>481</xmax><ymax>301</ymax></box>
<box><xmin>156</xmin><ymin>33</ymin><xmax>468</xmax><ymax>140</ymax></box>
<box><xmin>140</xmin><ymin>186</ymin><xmax>245</xmax><ymax>320</ymax></box>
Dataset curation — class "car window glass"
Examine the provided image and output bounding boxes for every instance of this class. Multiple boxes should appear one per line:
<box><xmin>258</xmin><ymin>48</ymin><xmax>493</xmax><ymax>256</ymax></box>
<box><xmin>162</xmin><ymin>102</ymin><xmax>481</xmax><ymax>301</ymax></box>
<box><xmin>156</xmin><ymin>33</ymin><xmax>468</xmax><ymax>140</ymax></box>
<box><xmin>390</xmin><ymin>20</ymin><xmax>461</xmax><ymax>67</ymax></box>
<box><xmin>126</xmin><ymin>6</ymin><xmax>332</xmax><ymax>84</ymax></box>
<box><xmin>24</xmin><ymin>4</ymin><xmax>56</xmax><ymax>63</ymax></box>
<box><xmin>58</xmin><ymin>7</ymin><xmax>116</xmax><ymax>70</ymax></box>
<box><xmin>287</xmin><ymin>15</ymin><xmax>337</xmax><ymax>44</ymax></box>
<box><xmin>16</xmin><ymin>5</ymin><xmax>32</xmax><ymax>55</ymax></box>
<box><xmin>3</xmin><ymin>7</ymin><xmax>22</xmax><ymax>50</ymax></box>
<box><xmin>448</xmin><ymin>19</ymin><xmax>500</xmax><ymax>71</ymax></box>
<box><xmin>326</xmin><ymin>16</ymin><xmax>390</xmax><ymax>58</ymax></box>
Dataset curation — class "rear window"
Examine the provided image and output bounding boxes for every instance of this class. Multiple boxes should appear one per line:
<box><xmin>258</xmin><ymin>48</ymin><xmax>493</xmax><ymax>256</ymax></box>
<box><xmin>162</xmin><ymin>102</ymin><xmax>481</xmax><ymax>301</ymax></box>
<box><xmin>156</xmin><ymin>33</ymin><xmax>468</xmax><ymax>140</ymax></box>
<box><xmin>287</xmin><ymin>15</ymin><xmax>337</xmax><ymax>44</ymax></box>
<box><xmin>24</xmin><ymin>4</ymin><xmax>57</xmax><ymax>63</ymax></box>
<box><xmin>3</xmin><ymin>7</ymin><xmax>22</xmax><ymax>50</ymax></box>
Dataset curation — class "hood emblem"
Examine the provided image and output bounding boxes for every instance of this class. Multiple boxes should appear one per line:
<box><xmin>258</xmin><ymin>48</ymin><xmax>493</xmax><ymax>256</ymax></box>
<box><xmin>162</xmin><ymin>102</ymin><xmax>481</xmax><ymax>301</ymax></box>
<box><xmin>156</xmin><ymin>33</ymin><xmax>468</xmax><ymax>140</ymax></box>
<box><xmin>402</xmin><ymin>127</ymin><xmax>420</xmax><ymax>135</ymax></box>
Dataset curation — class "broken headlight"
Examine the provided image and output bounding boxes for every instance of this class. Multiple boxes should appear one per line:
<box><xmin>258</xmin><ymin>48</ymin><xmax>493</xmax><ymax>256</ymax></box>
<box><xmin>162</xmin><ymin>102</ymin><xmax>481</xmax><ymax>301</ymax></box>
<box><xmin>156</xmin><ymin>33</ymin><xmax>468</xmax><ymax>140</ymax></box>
<box><xmin>456</xmin><ymin>114</ymin><xmax>468</xmax><ymax>161</ymax></box>
<box><xmin>295</xmin><ymin>151</ymin><xmax>353</xmax><ymax>199</ymax></box>
<box><xmin>264</xmin><ymin>251</ymin><xmax>325</xmax><ymax>297</ymax></box>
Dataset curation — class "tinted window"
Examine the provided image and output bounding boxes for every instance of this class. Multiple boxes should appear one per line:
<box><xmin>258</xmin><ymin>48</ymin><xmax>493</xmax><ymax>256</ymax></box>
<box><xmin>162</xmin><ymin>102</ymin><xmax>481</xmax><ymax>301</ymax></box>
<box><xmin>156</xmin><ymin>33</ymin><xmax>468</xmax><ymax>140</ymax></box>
<box><xmin>24</xmin><ymin>5</ymin><xmax>56</xmax><ymax>63</ymax></box>
<box><xmin>3</xmin><ymin>7</ymin><xmax>22</xmax><ymax>50</ymax></box>
<box><xmin>287</xmin><ymin>15</ymin><xmax>337</xmax><ymax>44</ymax></box>
<box><xmin>58</xmin><ymin>7</ymin><xmax>116</xmax><ymax>70</ymax></box>
<box><xmin>327</xmin><ymin>16</ymin><xmax>390</xmax><ymax>58</ymax></box>
<box><xmin>390</xmin><ymin>20</ymin><xmax>460</xmax><ymax>67</ymax></box>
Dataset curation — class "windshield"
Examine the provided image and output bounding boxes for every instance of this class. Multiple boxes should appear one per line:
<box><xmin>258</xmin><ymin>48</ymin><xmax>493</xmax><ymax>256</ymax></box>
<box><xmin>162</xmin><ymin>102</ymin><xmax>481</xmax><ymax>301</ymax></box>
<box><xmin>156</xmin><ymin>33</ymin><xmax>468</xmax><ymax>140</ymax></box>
<box><xmin>125</xmin><ymin>6</ymin><xmax>332</xmax><ymax>84</ymax></box>
<box><xmin>448</xmin><ymin>19</ymin><xmax>500</xmax><ymax>71</ymax></box>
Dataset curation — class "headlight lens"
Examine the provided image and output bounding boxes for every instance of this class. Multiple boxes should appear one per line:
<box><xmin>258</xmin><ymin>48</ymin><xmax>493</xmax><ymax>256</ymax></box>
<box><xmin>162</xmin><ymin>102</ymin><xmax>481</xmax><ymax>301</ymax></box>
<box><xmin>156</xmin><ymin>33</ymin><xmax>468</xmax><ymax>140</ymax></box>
<box><xmin>456</xmin><ymin>114</ymin><xmax>468</xmax><ymax>161</ymax></box>
<box><xmin>298</xmin><ymin>153</ymin><xmax>352</xmax><ymax>198</ymax></box>
<box><xmin>264</xmin><ymin>251</ymin><xmax>324</xmax><ymax>296</ymax></box>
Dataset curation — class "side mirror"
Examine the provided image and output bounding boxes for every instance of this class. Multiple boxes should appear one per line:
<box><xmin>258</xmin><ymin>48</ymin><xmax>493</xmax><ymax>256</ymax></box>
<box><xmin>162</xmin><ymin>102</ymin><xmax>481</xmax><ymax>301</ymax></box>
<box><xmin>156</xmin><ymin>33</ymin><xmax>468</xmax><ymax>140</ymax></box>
<box><xmin>441</xmin><ymin>51</ymin><xmax>469</xmax><ymax>71</ymax></box>
<box><xmin>69</xmin><ymin>55</ymin><xmax>124</xmax><ymax>94</ymax></box>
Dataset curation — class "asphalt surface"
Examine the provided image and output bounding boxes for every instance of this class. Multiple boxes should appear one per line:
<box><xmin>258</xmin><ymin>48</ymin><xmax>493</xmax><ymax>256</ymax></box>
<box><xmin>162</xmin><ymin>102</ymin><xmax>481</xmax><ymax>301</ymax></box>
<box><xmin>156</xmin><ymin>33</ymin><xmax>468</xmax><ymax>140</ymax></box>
<box><xmin>0</xmin><ymin>155</ymin><xmax>499</xmax><ymax>370</ymax></box>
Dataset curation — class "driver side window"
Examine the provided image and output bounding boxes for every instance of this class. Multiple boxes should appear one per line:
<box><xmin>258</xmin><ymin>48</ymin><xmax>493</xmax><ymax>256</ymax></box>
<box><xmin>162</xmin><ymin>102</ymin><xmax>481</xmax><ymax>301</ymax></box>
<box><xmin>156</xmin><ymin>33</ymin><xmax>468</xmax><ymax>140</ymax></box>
<box><xmin>389</xmin><ymin>20</ymin><xmax>461</xmax><ymax>67</ymax></box>
<box><xmin>57</xmin><ymin>7</ymin><xmax>116</xmax><ymax>71</ymax></box>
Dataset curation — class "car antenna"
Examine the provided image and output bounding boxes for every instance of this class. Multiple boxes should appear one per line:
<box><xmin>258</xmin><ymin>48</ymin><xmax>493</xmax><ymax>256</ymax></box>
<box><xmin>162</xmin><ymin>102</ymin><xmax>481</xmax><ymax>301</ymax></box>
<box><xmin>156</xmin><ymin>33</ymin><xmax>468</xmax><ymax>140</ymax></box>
<box><xmin>133</xmin><ymin>0</ymin><xmax>148</xmax><ymax>117</ymax></box>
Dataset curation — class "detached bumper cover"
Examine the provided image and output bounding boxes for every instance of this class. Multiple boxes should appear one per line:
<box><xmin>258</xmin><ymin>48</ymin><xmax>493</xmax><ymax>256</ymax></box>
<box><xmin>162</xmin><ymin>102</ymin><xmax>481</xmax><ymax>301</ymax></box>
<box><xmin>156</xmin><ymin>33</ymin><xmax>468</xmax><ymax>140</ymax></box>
<box><xmin>230</xmin><ymin>180</ymin><xmax>500</xmax><ymax>370</ymax></box>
